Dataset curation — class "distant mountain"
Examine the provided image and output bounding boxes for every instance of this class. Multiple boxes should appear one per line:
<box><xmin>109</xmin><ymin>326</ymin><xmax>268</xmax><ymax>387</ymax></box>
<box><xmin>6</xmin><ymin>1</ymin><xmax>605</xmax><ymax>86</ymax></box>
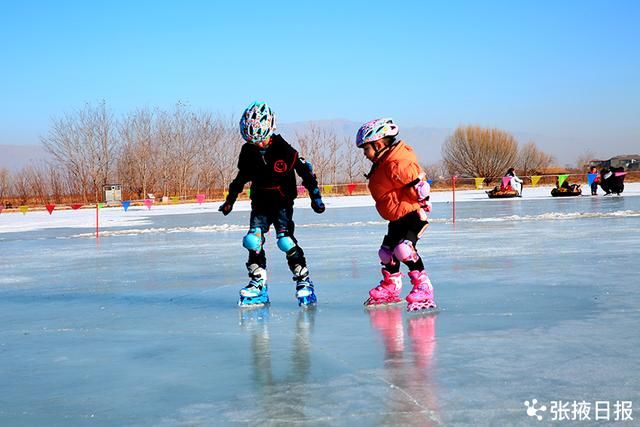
<box><xmin>0</xmin><ymin>144</ymin><xmax>50</xmax><ymax>171</ymax></box>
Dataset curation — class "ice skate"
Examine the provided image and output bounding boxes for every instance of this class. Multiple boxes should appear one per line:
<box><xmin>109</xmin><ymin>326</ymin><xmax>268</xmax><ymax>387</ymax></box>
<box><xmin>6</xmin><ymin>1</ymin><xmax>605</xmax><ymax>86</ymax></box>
<box><xmin>364</xmin><ymin>269</ymin><xmax>403</xmax><ymax>307</ymax></box>
<box><xmin>292</xmin><ymin>265</ymin><xmax>317</xmax><ymax>307</ymax></box>
<box><xmin>239</xmin><ymin>264</ymin><xmax>269</xmax><ymax>307</ymax></box>
<box><xmin>406</xmin><ymin>270</ymin><xmax>436</xmax><ymax>312</ymax></box>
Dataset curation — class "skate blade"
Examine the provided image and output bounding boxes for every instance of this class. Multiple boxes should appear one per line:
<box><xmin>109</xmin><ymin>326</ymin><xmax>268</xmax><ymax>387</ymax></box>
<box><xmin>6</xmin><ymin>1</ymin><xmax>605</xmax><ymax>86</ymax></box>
<box><xmin>364</xmin><ymin>297</ymin><xmax>404</xmax><ymax>309</ymax></box>
<box><xmin>298</xmin><ymin>295</ymin><xmax>317</xmax><ymax>307</ymax></box>
<box><xmin>406</xmin><ymin>302</ymin><xmax>438</xmax><ymax>313</ymax></box>
<box><xmin>238</xmin><ymin>299</ymin><xmax>270</xmax><ymax>308</ymax></box>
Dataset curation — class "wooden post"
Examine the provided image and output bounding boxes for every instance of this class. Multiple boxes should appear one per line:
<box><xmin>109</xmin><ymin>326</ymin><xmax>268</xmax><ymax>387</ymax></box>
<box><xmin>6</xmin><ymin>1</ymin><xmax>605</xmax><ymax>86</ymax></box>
<box><xmin>452</xmin><ymin>175</ymin><xmax>457</xmax><ymax>224</ymax></box>
<box><xmin>95</xmin><ymin>203</ymin><xmax>99</xmax><ymax>239</ymax></box>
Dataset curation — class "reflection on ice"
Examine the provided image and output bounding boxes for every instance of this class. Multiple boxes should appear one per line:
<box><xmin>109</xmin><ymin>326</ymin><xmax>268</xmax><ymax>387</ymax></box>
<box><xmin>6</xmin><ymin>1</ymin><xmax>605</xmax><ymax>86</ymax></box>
<box><xmin>237</xmin><ymin>306</ymin><xmax>315</xmax><ymax>424</ymax></box>
<box><xmin>367</xmin><ymin>308</ymin><xmax>441</xmax><ymax>426</ymax></box>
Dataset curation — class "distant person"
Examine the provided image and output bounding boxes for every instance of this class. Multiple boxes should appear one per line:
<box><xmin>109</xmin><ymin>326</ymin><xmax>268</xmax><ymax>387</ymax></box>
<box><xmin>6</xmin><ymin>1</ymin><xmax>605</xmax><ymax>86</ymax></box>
<box><xmin>356</xmin><ymin>118</ymin><xmax>436</xmax><ymax>312</ymax></box>
<box><xmin>555</xmin><ymin>176</ymin><xmax>580</xmax><ymax>192</ymax></box>
<box><xmin>600</xmin><ymin>167</ymin><xmax>625</xmax><ymax>195</ymax></box>
<box><xmin>505</xmin><ymin>168</ymin><xmax>523</xmax><ymax>196</ymax></box>
<box><xmin>218</xmin><ymin>101</ymin><xmax>325</xmax><ymax>307</ymax></box>
<box><xmin>589</xmin><ymin>166</ymin><xmax>600</xmax><ymax>195</ymax></box>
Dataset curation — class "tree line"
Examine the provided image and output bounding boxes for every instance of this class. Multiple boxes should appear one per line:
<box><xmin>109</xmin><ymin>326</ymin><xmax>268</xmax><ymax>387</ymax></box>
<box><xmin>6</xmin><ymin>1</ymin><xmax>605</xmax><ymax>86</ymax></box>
<box><xmin>0</xmin><ymin>103</ymin><xmax>554</xmax><ymax>205</ymax></box>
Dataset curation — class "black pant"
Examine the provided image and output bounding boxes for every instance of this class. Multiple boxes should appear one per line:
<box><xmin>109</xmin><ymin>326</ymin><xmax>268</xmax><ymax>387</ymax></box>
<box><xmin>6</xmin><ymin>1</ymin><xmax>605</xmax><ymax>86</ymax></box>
<box><xmin>382</xmin><ymin>210</ymin><xmax>428</xmax><ymax>273</ymax></box>
<box><xmin>247</xmin><ymin>205</ymin><xmax>306</xmax><ymax>271</ymax></box>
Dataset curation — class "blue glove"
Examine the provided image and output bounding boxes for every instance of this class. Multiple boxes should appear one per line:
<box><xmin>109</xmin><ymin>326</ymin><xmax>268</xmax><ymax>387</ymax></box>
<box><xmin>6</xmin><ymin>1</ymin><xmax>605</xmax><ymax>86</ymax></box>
<box><xmin>310</xmin><ymin>188</ymin><xmax>325</xmax><ymax>213</ymax></box>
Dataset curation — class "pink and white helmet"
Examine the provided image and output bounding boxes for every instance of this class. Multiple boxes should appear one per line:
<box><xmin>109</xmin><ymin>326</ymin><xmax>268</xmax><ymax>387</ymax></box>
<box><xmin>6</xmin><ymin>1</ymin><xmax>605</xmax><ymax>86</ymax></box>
<box><xmin>355</xmin><ymin>118</ymin><xmax>399</xmax><ymax>147</ymax></box>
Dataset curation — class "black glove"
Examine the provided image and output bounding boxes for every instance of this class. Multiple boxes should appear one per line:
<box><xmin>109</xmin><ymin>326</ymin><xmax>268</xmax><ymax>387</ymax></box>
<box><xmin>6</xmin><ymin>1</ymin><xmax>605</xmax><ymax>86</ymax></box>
<box><xmin>311</xmin><ymin>196</ymin><xmax>325</xmax><ymax>214</ymax></box>
<box><xmin>218</xmin><ymin>200</ymin><xmax>233</xmax><ymax>216</ymax></box>
<box><xmin>309</xmin><ymin>188</ymin><xmax>325</xmax><ymax>213</ymax></box>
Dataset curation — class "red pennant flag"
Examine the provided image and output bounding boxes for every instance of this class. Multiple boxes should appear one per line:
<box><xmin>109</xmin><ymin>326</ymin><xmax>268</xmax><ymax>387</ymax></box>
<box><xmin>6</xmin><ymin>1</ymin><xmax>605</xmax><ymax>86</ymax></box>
<box><xmin>502</xmin><ymin>176</ymin><xmax>511</xmax><ymax>188</ymax></box>
<box><xmin>143</xmin><ymin>198</ymin><xmax>153</xmax><ymax>210</ymax></box>
<box><xmin>196</xmin><ymin>193</ymin><xmax>206</xmax><ymax>204</ymax></box>
<box><xmin>70</xmin><ymin>203</ymin><xmax>83</xmax><ymax>210</ymax></box>
<box><xmin>45</xmin><ymin>203</ymin><xmax>56</xmax><ymax>215</ymax></box>
<box><xmin>347</xmin><ymin>183</ymin><xmax>357</xmax><ymax>195</ymax></box>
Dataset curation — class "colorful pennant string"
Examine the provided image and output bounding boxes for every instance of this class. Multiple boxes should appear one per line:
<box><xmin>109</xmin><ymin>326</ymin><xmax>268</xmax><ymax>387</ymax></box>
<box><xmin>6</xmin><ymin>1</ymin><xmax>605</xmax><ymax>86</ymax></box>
<box><xmin>558</xmin><ymin>174</ymin><xmax>569</xmax><ymax>187</ymax></box>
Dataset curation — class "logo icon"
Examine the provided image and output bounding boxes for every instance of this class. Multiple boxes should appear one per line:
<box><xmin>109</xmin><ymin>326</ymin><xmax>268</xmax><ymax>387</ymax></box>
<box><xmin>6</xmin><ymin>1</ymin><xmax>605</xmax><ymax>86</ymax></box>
<box><xmin>524</xmin><ymin>399</ymin><xmax>547</xmax><ymax>421</ymax></box>
<box><xmin>274</xmin><ymin>160</ymin><xmax>287</xmax><ymax>173</ymax></box>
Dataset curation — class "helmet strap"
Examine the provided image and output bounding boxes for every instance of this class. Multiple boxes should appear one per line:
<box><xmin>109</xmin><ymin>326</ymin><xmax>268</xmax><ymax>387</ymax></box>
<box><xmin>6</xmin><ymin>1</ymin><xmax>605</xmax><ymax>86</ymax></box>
<box><xmin>256</xmin><ymin>136</ymin><xmax>272</xmax><ymax>149</ymax></box>
<box><xmin>372</xmin><ymin>137</ymin><xmax>396</xmax><ymax>161</ymax></box>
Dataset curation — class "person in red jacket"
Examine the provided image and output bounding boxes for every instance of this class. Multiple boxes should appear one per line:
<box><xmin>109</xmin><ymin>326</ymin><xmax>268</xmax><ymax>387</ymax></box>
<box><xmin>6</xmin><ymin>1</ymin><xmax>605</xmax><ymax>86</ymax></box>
<box><xmin>356</xmin><ymin>118</ymin><xmax>436</xmax><ymax>311</ymax></box>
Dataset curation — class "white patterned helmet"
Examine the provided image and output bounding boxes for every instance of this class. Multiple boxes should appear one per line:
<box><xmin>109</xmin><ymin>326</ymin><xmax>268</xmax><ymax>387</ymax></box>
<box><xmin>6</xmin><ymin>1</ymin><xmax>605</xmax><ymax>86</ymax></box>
<box><xmin>240</xmin><ymin>101</ymin><xmax>276</xmax><ymax>144</ymax></box>
<box><xmin>355</xmin><ymin>118</ymin><xmax>399</xmax><ymax>147</ymax></box>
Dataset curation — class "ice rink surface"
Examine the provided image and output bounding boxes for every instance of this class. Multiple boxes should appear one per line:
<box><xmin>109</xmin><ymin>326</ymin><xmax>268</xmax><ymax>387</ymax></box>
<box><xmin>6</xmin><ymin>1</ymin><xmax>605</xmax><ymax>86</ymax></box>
<box><xmin>1</xmin><ymin>185</ymin><xmax>639</xmax><ymax>426</ymax></box>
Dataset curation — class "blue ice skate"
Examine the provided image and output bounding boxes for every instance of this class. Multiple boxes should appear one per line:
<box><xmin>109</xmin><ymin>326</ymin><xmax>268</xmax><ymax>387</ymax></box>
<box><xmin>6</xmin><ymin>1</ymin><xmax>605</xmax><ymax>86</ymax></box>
<box><xmin>239</xmin><ymin>264</ymin><xmax>269</xmax><ymax>307</ymax></box>
<box><xmin>292</xmin><ymin>265</ymin><xmax>317</xmax><ymax>306</ymax></box>
<box><xmin>296</xmin><ymin>280</ymin><xmax>317</xmax><ymax>306</ymax></box>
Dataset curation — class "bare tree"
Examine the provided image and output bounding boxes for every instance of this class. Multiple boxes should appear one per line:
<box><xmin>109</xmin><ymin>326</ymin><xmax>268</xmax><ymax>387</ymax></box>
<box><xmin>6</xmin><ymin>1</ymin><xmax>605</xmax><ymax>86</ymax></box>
<box><xmin>442</xmin><ymin>125</ymin><xmax>519</xmax><ymax>181</ymax></box>
<box><xmin>574</xmin><ymin>150</ymin><xmax>596</xmax><ymax>170</ymax></box>
<box><xmin>118</xmin><ymin>108</ymin><xmax>157</xmax><ymax>198</ymax></box>
<box><xmin>518</xmin><ymin>142</ymin><xmax>554</xmax><ymax>176</ymax></box>
<box><xmin>12</xmin><ymin>169</ymin><xmax>30</xmax><ymax>204</ymax></box>
<box><xmin>193</xmin><ymin>114</ymin><xmax>225</xmax><ymax>196</ymax></box>
<box><xmin>47</xmin><ymin>165</ymin><xmax>66</xmax><ymax>203</ymax></box>
<box><xmin>295</xmin><ymin>125</ymin><xmax>339</xmax><ymax>185</ymax></box>
<box><xmin>42</xmin><ymin>101</ymin><xmax>119</xmax><ymax>202</ymax></box>
<box><xmin>211</xmin><ymin>115</ymin><xmax>243</xmax><ymax>197</ymax></box>
<box><xmin>155</xmin><ymin>109</ymin><xmax>178</xmax><ymax>197</ymax></box>
<box><xmin>423</xmin><ymin>161</ymin><xmax>446</xmax><ymax>180</ymax></box>
<box><xmin>171</xmin><ymin>104</ymin><xmax>202</xmax><ymax>198</ymax></box>
<box><xmin>342</xmin><ymin>136</ymin><xmax>368</xmax><ymax>182</ymax></box>
<box><xmin>23</xmin><ymin>162</ymin><xmax>49</xmax><ymax>203</ymax></box>
<box><xmin>0</xmin><ymin>168</ymin><xmax>10</xmax><ymax>202</ymax></box>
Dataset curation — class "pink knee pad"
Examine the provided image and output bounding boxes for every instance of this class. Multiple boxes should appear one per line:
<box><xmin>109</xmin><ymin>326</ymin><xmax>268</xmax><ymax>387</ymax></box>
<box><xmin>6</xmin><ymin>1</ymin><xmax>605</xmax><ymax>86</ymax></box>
<box><xmin>393</xmin><ymin>240</ymin><xmax>418</xmax><ymax>262</ymax></box>
<box><xmin>378</xmin><ymin>246</ymin><xmax>395</xmax><ymax>265</ymax></box>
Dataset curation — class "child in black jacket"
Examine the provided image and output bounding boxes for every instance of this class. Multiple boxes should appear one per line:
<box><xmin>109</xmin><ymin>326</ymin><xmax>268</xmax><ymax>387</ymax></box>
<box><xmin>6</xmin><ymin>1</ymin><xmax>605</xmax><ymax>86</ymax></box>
<box><xmin>219</xmin><ymin>102</ymin><xmax>325</xmax><ymax>306</ymax></box>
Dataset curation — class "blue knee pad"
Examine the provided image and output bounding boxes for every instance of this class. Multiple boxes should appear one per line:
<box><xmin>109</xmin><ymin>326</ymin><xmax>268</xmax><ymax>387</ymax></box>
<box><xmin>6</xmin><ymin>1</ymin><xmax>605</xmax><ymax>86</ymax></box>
<box><xmin>243</xmin><ymin>228</ymin><xmax>263</xmax><ymax>252</ymax></box>
<box><xmin>276</xmin><ymin>232</ymin><xmax>296</xmax><ymax>252</ymax></box>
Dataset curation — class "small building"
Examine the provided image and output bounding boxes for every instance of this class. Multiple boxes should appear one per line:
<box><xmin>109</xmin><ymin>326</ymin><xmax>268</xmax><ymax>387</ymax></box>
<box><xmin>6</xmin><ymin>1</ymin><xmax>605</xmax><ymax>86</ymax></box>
<box><xmin>610</xmin><ymin>155</ymin><xmax>640</xmax><ymax>170</ymax></box>
<box><xmin>103</xmin><ymin>184</ymin><xmax>122</xmax><ymax>204</ymax></box>
<box><xmin>589</xmin><ymin>155</ymin><xmax>640</xmax><ymax>170</ymax></box>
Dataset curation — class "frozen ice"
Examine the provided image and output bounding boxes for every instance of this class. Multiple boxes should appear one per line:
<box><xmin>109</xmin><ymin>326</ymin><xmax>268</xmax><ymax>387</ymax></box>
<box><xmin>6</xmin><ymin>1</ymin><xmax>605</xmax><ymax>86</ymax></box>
<box><xmin>1</xmin><ymin>185</ymin><xmax>639</xmax><ymax>426</ymax></box>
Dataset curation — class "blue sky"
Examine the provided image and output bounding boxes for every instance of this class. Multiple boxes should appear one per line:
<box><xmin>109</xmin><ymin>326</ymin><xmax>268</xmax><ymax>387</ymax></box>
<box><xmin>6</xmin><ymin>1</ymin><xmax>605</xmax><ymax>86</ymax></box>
<box><xmin>1</xmin><ymin>0</ymin><xmax>638</xmax><ymax>160</ymax></box>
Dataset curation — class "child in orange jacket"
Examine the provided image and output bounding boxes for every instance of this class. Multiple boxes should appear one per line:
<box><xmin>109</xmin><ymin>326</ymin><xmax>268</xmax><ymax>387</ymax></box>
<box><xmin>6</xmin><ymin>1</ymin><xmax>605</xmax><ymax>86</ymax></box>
<box><xmin>356</xmin><ymin>118</ymin><xmax>436</xmax><ymax>311</ymax></box>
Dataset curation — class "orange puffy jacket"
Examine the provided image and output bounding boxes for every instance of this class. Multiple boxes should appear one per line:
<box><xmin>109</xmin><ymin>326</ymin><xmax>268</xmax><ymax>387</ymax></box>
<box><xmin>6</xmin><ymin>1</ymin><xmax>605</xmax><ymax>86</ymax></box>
<box><xmin>367</xmin><ymin>140</ymin><xmax>423</xmax><ymax>221</ymax></box>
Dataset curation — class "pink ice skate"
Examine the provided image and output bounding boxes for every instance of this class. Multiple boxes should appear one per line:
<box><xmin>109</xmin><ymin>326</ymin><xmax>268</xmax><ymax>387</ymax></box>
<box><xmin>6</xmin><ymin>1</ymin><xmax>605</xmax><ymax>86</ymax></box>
<box><xmin>406</xmin><ymin>270</ymin><xmax>437</xmax><ymax>311</ymax></box>
<box><xmin>364</xmin><ymin>269</ymin><xmax>403</xmax><ymax>307</ymax></box>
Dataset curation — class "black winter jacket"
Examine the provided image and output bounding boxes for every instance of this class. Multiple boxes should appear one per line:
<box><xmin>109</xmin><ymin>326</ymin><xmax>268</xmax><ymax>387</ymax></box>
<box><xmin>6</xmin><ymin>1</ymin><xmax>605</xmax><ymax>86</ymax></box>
<box><xmin>225</xmin><ymin>134</ymin><xmax>320</xmax><ymax>208</ymax></box>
